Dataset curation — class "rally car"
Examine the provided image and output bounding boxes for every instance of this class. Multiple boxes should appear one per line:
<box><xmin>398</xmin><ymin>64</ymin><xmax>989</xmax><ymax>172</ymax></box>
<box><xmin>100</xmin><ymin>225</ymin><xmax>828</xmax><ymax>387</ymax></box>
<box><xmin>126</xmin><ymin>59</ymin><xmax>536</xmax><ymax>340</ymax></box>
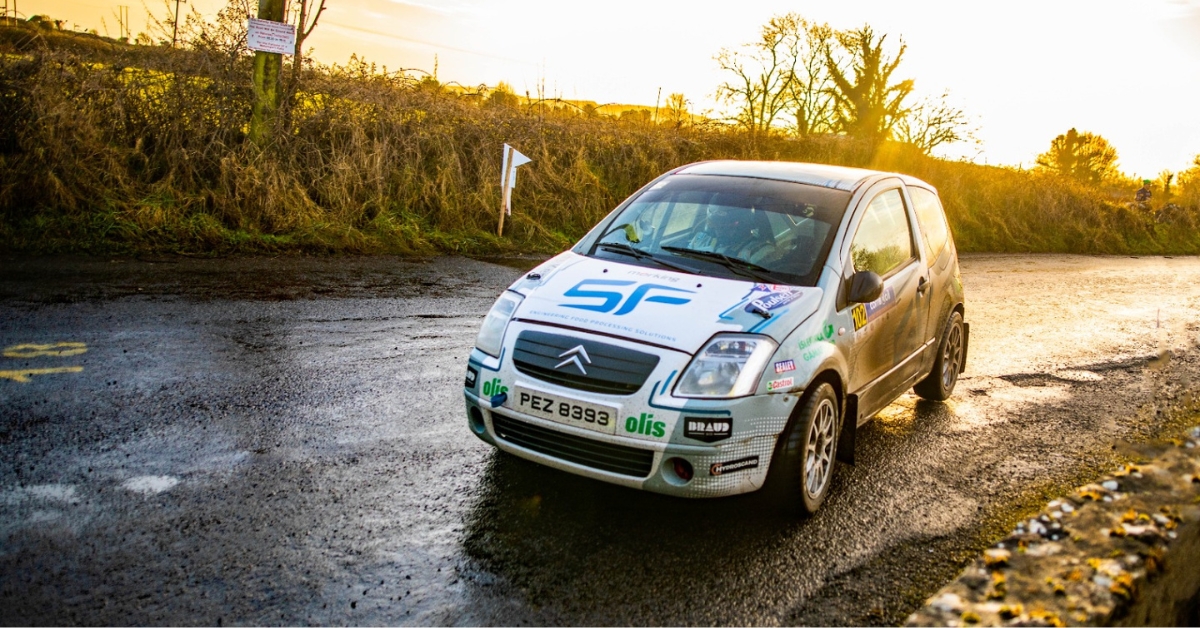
<box><xmin>464</xmin><ymin>160</ymin><xmax>967</xmax><ymax>514</ymax></box>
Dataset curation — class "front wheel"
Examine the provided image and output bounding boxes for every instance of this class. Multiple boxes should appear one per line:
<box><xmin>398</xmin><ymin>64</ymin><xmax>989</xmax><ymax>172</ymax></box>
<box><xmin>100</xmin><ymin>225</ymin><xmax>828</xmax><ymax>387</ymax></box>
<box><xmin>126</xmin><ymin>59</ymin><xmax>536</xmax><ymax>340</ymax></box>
<box><xmin>766</xmin><ymin>382</ymin><xmax>839</xmax><ymax>516</ymax></box>
<box><xmin>914</xmin><ymin>311</ymin><xmax>964</xmax><ymax>401</ymax></box>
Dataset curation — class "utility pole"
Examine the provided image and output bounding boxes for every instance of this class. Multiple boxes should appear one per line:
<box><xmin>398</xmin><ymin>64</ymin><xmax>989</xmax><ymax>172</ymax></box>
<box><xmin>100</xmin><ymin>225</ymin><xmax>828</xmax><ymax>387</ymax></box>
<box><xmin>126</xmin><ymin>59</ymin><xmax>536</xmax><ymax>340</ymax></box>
<box><xmin>249</xmin><ymin>0</ymin><xmax>285</xmax><ymax>145</ymax></box>
<box><xmin>171</xmin><ymin>0</ymin><xmax>184</xmax><ymax>47</ymax></box>
<box><xmin>117</xmin><ymin>5</ymin><xmax>128</xmax><ymax>40</ymax></box>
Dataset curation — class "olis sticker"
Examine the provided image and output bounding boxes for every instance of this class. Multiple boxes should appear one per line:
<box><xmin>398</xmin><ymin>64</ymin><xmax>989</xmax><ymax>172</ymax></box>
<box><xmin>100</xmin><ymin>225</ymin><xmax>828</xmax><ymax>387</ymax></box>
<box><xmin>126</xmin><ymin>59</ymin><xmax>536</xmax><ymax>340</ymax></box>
<box><xmin>481</xmin><ymin>378</ymin><xmax>508</xmax><ymax>397</ymax></box>
<box><xmin>624</xmin><ymin>412</ymin><xmax>666</xmax><ymax>438</ymax></box>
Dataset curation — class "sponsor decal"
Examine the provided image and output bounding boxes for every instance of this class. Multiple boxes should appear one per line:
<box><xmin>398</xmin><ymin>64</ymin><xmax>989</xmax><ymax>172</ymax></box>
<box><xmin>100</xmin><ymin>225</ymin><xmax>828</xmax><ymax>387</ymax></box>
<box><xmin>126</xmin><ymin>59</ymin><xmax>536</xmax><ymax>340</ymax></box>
<box><xmin>864</xmin><ymin>286</ymin><xmax>897</xmax><ymax>318</ymax></box>
<box><xmin>465</xmin><ymin>366</ymin><xmax>478</xmax><ymax>388</ymax></box>
<box><xmin>767</xmin><ymin>377</ymin><xmax>794</xmax><ymax>392</ymax></box>
<box><xmin>623</xmin><ymin>412</ymin><xmax>666</xmax><ymax>438</ymax></box>
<box><xmin>773</xmin><ymin>359</ymin><xmax>796</xmax><ymax>374</ymax></box>
<box><xmin>851</xmin><ymin>286</ymin><xmax>897</xmax><ymax>332</ymax></box>
<box><xmin>526</xmin><ymin>309</ymin><xmax>680</xmax><ymax>344</ymax></box>
<box><xmin>684</xmin><ymin>417</ymin><xmax>732</xmax><ymax>442</ymax></box>
<box><xmin>751</xmin><ymin>283</ymin><xmax>792</xmax><ymax>293</ymax></box>
<box><xmin>797</xmin><ymin>324</ymin><xmax>835</xmax><ymax>350</ymax></box>
<box><xmin>481</xmin><ymin>378</ymin><xmax>508</xmax><ymax>397</ymax></box>
<box><xmin>799</xmin><ymin>323</ymin><xmax>836</xmax><ymax>360</ymax></box>
<box><xmin>625</xmin><ymin>269</ymin><xmax>681</xmax><ymax>283</ymax></box>
<box><xmin>743</xmin><ymin>288</ymin><xmax>804</xmax><ymax>314</ymax></box>
<box><xmin>561</xmin><ymin>279</ymin><xmax>695</xmax><ymax>316</ymax></box>
<box><xmin>710</xmin><ymin>456</ymin><xmax>759</xmax><ymax>476</ymax></box>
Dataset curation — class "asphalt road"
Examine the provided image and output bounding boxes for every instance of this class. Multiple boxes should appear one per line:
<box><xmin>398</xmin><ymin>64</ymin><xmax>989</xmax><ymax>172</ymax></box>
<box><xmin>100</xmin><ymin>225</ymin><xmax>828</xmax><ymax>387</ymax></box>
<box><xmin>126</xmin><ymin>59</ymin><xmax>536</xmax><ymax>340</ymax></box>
<box><xmin>1</xmin><ymin>253</ymin><xmax>1199</xmax><ymax>626</ymax></box>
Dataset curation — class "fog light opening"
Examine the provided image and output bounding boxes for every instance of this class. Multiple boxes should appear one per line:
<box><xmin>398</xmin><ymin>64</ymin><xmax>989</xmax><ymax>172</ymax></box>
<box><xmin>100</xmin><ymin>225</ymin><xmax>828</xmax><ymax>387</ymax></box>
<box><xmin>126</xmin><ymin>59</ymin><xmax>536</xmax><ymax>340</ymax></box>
<box><xmin>669</xmin><ymin>457</ymin><xmax>694</xmax><ymax>484</ymax></box>
<box><xmin>468</xmin><ymin>406</ymin><xmax>486</xmax><ymax>435</ymax></box>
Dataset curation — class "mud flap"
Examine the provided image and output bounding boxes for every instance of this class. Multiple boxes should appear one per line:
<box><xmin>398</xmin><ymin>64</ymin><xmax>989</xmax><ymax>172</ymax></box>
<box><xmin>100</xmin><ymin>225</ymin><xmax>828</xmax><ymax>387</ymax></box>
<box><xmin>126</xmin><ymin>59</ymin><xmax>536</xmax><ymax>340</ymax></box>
<box><xmin>836</xmin><ymin>394</ymin><xmax>856</xmax><ymax>465</ymax></box>
<box><xmin>961</xmin><ymin>322</ymin><xmax>970</xmax><ymax>373</ymax></box>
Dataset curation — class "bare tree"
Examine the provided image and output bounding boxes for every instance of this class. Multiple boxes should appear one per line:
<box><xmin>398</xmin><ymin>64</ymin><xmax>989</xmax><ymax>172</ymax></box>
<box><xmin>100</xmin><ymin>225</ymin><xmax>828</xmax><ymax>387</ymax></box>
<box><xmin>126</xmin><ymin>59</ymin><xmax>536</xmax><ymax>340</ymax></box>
<box><xmin>825</xmin><ymin>25</ymin><xmax>914</xmax><ymax>147</ymax></box>
<box><xmin>288</xmin><ymin>0</ymin><xmax>326</xmax><ymax>93</ymax></box>
<box><xmin>894</xmin><ymin>91</ymin><xmax>975</xmax><ymax>154</ymax></box>
<box><xmin>784</xmin><ymin>18</ymin><xmax>837</xmax><ymax>137</ymax></box>
<box><xmin>663</xmin><ymin>92</ymin><xmax>690</xmax><ymax>127</ymax></box>
<box><xmin>714</xmin><ymin>14</ymin><xmax>804</xmax><ymax>141</ymax></box>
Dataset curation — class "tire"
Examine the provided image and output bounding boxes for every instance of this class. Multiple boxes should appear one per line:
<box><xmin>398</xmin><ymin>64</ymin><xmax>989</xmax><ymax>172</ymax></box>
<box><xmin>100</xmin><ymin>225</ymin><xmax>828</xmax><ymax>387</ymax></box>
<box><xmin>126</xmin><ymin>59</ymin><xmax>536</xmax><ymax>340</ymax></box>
<box><xmin>766</xmin><ymin>382</ymin><xmax>839</xmax><ymax>516</ymax></box>
<box><xmin>914</xmin><ymin>311</ymin><xmax>964</xmax><ymax>401</ymax></box>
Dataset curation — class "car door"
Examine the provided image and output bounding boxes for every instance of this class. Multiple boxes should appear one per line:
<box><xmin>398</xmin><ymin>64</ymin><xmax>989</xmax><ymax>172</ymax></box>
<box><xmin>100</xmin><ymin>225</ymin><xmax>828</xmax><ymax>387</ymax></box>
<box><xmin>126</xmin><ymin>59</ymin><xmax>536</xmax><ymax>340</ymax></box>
<box><xmin>839</xmin><ymin>183</ymin><xmax>928</xmax><ymax>421</ymax></box>
<box><xmin>909</xmin><ymin>186</ymin><xmax>957</xmax><ymax>359</ymax></box>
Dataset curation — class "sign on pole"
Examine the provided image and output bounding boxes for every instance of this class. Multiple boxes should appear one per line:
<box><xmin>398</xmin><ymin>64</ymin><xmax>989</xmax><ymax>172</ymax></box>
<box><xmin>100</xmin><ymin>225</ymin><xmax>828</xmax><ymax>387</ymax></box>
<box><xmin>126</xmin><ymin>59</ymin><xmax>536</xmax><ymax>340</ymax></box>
<box><xmin>498</xmin><ymin>144</ymin><xmax>532</xmax><ymax>237</ymax></box>
<box><xmin>247</xmin><ymin>17</ymin><xmax>296</xmax><ymax>55</ymax></box>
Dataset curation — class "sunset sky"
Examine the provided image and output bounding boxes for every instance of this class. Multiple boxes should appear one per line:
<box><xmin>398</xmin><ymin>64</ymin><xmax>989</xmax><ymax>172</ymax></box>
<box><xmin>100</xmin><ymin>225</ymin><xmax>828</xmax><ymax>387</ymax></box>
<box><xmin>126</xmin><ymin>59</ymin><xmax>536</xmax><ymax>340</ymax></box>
<box><xmin>24</xmin><ymin>0</ymin><xmax>1200</xmax><ymax>178</ymax></box>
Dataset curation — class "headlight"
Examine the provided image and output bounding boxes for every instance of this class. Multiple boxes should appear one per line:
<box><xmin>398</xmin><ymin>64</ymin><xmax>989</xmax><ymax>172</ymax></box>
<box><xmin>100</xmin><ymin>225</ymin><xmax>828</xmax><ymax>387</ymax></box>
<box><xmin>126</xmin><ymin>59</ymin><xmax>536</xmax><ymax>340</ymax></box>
<box><xmin>475</xmin><ymin>291</ymin><xmax>523</xmax><ymax>357</ymax></box>
<box><xmin>675</xmin><ymin>334</ymin><xmax>778</xmax><ymax>398</ymax></box>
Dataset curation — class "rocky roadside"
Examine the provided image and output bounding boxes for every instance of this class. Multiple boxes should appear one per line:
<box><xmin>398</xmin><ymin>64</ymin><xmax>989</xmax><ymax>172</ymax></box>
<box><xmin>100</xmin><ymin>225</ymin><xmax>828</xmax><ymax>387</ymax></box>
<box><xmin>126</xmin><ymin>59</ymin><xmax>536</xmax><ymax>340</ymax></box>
<box><xmin>908</xmin><ymin>427</ymin><xmax>1200</xmax><ymax>626</ymax></box>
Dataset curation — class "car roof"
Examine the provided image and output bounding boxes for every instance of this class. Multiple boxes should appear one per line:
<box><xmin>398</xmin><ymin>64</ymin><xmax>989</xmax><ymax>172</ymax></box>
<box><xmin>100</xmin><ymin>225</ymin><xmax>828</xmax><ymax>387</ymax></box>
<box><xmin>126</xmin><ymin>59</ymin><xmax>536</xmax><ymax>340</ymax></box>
<box><xmin>674</xmin><ymin>160</ymin><xmax>932</xmax><ymax>193</ymax></box>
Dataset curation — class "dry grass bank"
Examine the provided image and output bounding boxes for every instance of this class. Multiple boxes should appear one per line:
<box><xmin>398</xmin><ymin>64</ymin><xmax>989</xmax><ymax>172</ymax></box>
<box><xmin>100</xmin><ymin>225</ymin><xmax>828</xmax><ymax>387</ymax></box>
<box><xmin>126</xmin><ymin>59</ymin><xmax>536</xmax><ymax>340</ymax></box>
<box><xmin>2</xmin><ymin>23</ymin><xmax>1198</xmax><ymax>257</ymax></box>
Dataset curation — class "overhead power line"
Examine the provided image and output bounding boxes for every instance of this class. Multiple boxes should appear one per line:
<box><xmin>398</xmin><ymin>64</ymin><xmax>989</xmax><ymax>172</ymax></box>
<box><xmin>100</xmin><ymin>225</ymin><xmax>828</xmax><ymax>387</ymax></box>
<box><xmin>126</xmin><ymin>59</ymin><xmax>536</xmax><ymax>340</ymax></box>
<box><xmin>322</xmin><ymin>20</ymin><xmax>540</xmax><ymax>68</ymax></box>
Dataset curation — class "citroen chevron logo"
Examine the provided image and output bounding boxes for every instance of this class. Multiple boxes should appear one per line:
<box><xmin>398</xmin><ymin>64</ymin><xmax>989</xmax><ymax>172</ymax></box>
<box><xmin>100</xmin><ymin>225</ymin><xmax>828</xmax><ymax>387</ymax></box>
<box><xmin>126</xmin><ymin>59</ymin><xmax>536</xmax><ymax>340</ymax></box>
<box><xmin>554</xmin><ymin>345</ymin><xmax>591</xmax><ymax>374</ymax></box>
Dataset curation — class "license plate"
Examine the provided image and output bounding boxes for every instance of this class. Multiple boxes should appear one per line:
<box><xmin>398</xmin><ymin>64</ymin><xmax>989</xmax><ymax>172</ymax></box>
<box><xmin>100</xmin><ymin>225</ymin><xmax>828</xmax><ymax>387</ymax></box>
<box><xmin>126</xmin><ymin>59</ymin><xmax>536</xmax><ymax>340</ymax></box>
<box><xmin>510</xmin><ymin>386</ymin><xmax>619</xmax><ymax>435</ymax></box>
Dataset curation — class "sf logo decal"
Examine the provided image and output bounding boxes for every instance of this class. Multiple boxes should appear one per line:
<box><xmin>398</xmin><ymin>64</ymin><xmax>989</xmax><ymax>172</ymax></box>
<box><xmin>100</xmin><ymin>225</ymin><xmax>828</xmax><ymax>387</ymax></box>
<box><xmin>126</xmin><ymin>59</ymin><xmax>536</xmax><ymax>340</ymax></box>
<box><xmin>560</xmin><ymin>280</ymin><xmax>694</xmax><ymax>316</ymax></box>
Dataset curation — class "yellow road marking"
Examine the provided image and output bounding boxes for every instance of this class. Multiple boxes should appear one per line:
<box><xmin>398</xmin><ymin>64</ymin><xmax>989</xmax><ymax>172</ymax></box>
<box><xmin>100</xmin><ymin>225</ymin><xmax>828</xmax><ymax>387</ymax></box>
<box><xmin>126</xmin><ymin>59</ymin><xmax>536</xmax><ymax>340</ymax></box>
<box><xmin>0</xmin><ymin>367</ymin><xmax>85</xmax><ymax>383</ymax></box>
<box><xmin>3</xmin><ymin>342</ymin><xmax>88</xmax><ymax>358</ymax></box>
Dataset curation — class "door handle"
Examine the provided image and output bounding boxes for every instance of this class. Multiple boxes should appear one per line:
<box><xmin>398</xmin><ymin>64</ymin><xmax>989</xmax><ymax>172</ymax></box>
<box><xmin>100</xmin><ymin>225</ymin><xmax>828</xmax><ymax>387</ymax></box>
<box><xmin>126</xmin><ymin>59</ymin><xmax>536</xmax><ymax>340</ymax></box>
<box><xmin>917</xmin><ymin>276</ymin><xmax>930</xmax><ymax>295</ymax></box>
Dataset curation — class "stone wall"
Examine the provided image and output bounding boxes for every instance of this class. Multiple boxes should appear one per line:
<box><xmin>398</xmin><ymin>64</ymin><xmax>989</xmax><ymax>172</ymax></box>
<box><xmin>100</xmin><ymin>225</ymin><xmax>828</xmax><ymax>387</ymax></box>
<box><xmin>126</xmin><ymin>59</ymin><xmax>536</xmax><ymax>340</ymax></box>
<box><xmin>908</xmin><ymin>427</ymin><xmax>1200</xmax><ymax>626</ymax></box>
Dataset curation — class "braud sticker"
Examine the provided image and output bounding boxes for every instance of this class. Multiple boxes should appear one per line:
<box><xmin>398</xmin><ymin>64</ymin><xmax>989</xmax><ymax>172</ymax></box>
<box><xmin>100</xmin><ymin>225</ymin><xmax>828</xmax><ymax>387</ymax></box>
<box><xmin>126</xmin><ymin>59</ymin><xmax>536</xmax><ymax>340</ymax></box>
<box><xmin>684</xmin><ymin>417</ymin><xmax>732</xmax><ymax>443</ymax></box>
<box><xmin>773</xmin><ymin>359</ymin><xmax>796</xmax><ymax>374</ymax></box>
<box><xmin>710</xmin><ymin>456</ymin><xmax>759</xmax><ymax>476</ymax></box>
<box><xmin>767</xmin><ymin>377</ymin><xmax>794</xmax><ymax>392</ymax></box>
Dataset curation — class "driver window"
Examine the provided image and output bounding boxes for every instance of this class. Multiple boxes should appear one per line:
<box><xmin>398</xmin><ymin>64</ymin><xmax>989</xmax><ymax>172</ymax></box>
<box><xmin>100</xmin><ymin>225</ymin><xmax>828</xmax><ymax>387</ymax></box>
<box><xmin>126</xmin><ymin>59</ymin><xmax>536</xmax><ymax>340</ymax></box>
<box><xmin>849</xmin><ymin>189</ymin><xmax>914</xmax><ymax>277</ymax></box>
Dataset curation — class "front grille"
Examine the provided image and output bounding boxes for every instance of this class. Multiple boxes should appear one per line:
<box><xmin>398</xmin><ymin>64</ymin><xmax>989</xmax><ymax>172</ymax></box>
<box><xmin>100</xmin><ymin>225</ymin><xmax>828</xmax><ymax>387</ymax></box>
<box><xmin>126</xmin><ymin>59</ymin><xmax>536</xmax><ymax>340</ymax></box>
<box><xmin>492</xmin><ymin>413</ymin><xmax>655</xmax><ymax>478</ymax></box>
<box><xmin>513</xmin><ymin>330</ymin><xmax>659</xmax><ymax>395</ymax></box>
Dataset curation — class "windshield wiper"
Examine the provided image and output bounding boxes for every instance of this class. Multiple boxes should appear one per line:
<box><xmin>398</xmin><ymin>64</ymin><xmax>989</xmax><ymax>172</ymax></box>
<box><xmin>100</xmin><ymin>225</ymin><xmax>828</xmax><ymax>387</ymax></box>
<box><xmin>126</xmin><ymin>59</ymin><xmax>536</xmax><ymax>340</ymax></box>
<box><xmin>660</xmin><ymin>246</ymin><xmax>777</xmax><ymax>282</ymax></box>
<box><xmin>597</xmin><ymin>243</ymin><xmax>700</xmax><ymax>275</ymax></box>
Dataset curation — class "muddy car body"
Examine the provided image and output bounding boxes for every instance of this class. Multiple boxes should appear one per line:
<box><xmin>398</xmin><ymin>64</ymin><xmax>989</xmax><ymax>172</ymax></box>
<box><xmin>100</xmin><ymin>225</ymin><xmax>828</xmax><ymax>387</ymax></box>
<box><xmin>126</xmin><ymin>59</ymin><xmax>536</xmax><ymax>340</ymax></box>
<box><xmin>464</xmin><ymin>160</ymin><xmax>968</xmax><ymax>513</ymax></box>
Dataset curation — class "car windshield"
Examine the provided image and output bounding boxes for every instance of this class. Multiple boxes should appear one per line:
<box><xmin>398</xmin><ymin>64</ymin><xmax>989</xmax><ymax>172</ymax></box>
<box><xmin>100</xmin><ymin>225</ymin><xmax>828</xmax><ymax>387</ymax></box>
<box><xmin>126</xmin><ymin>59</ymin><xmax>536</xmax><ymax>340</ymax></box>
<box><xmin>589</xmin><ymin>174</ymin><xmax>852</xmax><ymax>286</ymax></box>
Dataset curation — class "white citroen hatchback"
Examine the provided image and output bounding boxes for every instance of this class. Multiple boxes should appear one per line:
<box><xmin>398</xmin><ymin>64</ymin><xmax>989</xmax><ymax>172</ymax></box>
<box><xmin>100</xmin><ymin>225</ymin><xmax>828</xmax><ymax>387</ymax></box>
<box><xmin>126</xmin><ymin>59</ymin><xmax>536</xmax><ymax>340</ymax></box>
<box><xmin>464</xmin><ymin>160</ymin><xmax>967</xmax><ymax>514</ymax></box>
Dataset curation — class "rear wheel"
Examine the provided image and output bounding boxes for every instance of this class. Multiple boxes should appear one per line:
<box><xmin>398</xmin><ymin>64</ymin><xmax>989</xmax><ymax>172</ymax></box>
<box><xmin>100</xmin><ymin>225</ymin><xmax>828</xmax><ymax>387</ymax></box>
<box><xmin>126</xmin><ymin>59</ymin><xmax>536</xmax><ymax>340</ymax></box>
<box><xmin>767</xmin><ymin>382</ymin><xmax>839</xmax><ymax>516</ymax></box>
<box><xmin>914</xmin><ymin>311</ymin><xmax>964</xmax><ymax>401</ymax></box>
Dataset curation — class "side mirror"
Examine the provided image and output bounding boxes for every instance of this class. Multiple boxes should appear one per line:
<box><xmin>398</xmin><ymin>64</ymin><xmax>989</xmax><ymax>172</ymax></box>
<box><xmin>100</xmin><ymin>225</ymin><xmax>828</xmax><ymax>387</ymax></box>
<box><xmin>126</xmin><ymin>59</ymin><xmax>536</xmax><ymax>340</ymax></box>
<box><xmin>847</xmin><ymin>270</ymin><xmax>884</xmax><ymax>303</ymax></box>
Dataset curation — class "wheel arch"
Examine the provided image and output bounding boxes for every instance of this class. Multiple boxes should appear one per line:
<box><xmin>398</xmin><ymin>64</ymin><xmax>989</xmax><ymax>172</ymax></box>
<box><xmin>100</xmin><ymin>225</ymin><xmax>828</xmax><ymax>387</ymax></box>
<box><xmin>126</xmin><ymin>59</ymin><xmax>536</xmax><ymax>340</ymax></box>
<box><xmin>772</xmin><ymin>368</ymin><xmax>846</xmax><ymax>463</ymax></box>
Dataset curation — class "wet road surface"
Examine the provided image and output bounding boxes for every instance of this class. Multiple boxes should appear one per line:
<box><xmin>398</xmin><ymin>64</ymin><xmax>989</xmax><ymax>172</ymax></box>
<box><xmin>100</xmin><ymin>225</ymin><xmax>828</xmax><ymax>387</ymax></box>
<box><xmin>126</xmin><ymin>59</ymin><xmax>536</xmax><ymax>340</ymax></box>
<box><xmin>1</xmin><ymin>253</ymin><xmax>1199</xmax><ymax>625</ymax></box>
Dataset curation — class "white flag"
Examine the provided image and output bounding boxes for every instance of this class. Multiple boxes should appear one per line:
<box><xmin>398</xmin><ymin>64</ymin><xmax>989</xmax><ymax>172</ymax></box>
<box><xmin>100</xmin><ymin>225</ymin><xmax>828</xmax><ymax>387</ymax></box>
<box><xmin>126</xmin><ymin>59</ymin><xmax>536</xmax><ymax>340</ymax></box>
<box><xmin>502</xmin><ymin>144</ymin><xmax>532</xmax><ymax>190</ymax></box>
<box><xmin>501</xmin><ymin>144</ymin><xmax>532</xmax><ymax>215</ymax></box>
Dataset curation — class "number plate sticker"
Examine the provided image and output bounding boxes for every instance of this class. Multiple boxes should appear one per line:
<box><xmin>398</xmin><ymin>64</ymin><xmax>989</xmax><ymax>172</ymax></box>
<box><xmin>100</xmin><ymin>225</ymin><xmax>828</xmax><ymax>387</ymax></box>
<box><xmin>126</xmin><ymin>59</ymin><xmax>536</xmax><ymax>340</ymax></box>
<box><xmin>511</xmin><ymin>386</ymin><xmax>620</xmax><ymax>435</ymax></box>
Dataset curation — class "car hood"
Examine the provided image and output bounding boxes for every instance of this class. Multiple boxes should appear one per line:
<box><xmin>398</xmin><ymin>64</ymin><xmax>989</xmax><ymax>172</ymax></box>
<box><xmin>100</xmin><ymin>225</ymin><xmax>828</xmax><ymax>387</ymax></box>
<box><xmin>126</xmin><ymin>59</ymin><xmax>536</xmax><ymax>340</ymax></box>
<box><xmin>511</xmin><ymin>252</ymin><xmax>822</xmax><ymax>354</ymax></box>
